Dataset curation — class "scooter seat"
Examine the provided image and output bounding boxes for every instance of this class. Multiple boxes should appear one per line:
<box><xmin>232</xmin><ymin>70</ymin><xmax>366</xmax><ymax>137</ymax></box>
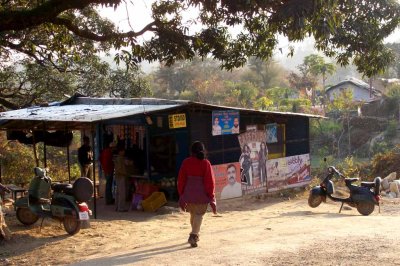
<box><xmin>38</xmin><ymin>198</ymin><xmax>51</xmax><ymax>204</ymax></box>
<box><xmin>360</xmin><ymin>181</ymin><xmax>375</xmax><ymax>188</ymax></box>
<box><xmin>345</xmin><ymin>178</ymin><xmax>359</xmax><ymax>185</ymax></box>
<box><xmin>52</xmin><ymin>183</ymin><xmax>74</xmax><ymax>195</ymax></box>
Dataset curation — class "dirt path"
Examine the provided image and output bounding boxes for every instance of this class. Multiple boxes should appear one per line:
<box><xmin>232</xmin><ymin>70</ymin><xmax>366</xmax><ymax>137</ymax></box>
<box><xmin>1</xmin><ymin>193</ymin><xmax>400</xmax><ymax>265</ymax></box>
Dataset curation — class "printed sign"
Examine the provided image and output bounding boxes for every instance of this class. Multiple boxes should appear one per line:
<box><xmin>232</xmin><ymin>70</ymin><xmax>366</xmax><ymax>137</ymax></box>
<box><xmin>237</xmin><ymin>131</ymin><xmax>268</xmax><ymax>195</ymax></box>
<box><xmin>212</xmin><ymin>110</ymin><xmax>240</xmax><ymax>136</ymax></box>
<box><xmin>168</xmin><ymin>113</ymin><xmax>186</xmax><ymax>129</ymax></box>
<box><xmin>266</xmin><ymin>154</ymin><xmax>311</xmax><ymax>192</ymax></box>
<box><xmin>212</xmin><ymin>162</ymin><xmax>242</xmax><ymax>200</ymax></box>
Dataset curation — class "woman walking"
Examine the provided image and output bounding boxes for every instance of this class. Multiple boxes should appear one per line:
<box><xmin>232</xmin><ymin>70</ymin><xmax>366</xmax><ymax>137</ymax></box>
<box><xmin>178</xmin><ymin>141</ymin><xmax>217</xmax><ymax>247</ymax></box>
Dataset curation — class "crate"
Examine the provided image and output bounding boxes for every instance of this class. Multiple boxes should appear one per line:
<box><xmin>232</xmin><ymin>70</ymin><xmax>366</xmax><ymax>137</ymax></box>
<box><xmin>141</xmin><ymin>192</ymin><xmax>167</xmax><ymax>212</ymax></box>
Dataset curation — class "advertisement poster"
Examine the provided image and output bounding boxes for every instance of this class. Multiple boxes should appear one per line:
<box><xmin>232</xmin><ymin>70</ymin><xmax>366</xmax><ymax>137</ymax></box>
<box><xmin>237</xmin><ymin>131</ymin><xmax>268</xmax><ymax>195</ymax></box>
<box><xmin>266</xmin><ymin>123</ymin><xmax>278</xmax><ymax>143</ymax></box>
<box><xmin>212</xmin><ymin>110</ymin><xmax>240</xmax><ymax>136</ymax></box>
<box><xmin>212</xmin><ymin>162</ymin><xmax>242</xmax><ymax>200</ymax></box>
<box><xmin>266</xmin><ymin>154</ymin><xmax>311</xmax><ymax>192</ymax></box>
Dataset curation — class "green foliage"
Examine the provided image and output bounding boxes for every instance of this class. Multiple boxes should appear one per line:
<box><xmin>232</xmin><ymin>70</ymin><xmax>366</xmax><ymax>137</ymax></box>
<box><xmin>384</xmin><ymin>120</ymin><xmax>397</xmax><ymax>139</ymax></box>
<box><xmin>385</xmin><ymin>42</ymin><xmax>400</xmax><ymax>78</ymax></box>
<box><xmin>386</xmin><ymin>83</ymin><xmax>400</xmax><ymax>99</ymax></box>
<box><xmin>327</xmin><ymin>89</ymin><xmax>357</xmax><ymax>112</ymax></box>
<box><xmin>371</xmin><ymin>147</ymin><xmax>400</xmax><ymax>177</ymax></box>
<box><xmin>371</xmin><ymin>141</ymin><xmax>391</xmax><ymax>155</ymax></box>
<box><xmin>1</xmin><ymin>141</ymin><xmax>36</xmax><ymax>186</ymax></box>
<box><xmin>0</xmin><ymin>58</ymin><xmax>151</xmax><ymax>109</ymax></box>
<box><xmin>0</xmin><ymin>0</ymin><xmax>398</xmax><ymax>77</ymax></box>
<box><xmin>337</xmin><ymin>156</ymin><xmax>359</xmax><ymax>178</ymax></box>
<box><xmin>304</xmin><ymin>55</ymin><xmax>335</xmax><ymax>77</ymax></box>
<box><xmin>310</xmin><ymin>119</ymin><xmax>342</xmax><ymax>138</ymax></box>
<box><xmin>224</xmin><ymin>81</ymin><xmax>258</xmax><ymax>108</ymax></box>
<box><xmin>254</xmin><ymin>97</ymin><xmax>273</xmax><ymax>110</ymax></box>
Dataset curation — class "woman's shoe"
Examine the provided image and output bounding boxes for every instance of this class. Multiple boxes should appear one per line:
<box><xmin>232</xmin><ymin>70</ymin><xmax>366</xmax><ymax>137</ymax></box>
<box><xmin>188</xmin><ymin>234</ymin><xmax>198</xmax><ymax>247</ymax></box>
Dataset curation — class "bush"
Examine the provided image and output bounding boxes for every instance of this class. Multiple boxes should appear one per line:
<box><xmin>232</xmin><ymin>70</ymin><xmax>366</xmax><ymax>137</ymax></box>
<box><xmin>371</xmin><ymin>148</ymin><xmax>400</xmax><ymax>177</ymax></box>
<box><xmin>1</xmin><ymin>140</ymin><xmax>36</xmax><ymax>186</ymax></box>
<box><xmin>384</xmin><ymin>119</ymin><xmax>397</xmax><ymax>139</ymax></box>
<box><xmin>370</xmin><ymin>141</ymin><xmax>390</xmax><ymax>155</ymax></box>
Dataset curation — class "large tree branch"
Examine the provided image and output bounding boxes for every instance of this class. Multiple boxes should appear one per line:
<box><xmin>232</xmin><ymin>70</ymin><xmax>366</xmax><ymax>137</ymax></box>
<box><xmin>0</xmin><ymin>0</ymin><xmax>121</xmax><ymax>32</ymax></box>
<box><xmin>51</xmin><ymin>18</ymin><xmax>157</xmax><ymax>42</ymax></box>
<box><xmin>0</xmin><ymin>97</ymin><xmax>20</xmax><ymax>110</ymax></box>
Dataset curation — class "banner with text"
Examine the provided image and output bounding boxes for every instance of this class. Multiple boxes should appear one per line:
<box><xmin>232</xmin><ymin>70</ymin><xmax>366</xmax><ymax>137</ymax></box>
<box><xmin>212</xmin><ymin>110</ymin><xmax>240</xmax><ymax>136</ymax></box>
<box><xmin>266</xmin><ymin>154</ymin><xmax>311</xmax><ymax>192</ymax></box>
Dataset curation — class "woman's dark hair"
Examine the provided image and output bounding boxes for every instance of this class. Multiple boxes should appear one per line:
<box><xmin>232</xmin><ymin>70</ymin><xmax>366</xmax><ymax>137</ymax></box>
<box><xmin>191</xmin><ymin>141</ymin><xmax>206</xmax><ymax>160</ymax></box>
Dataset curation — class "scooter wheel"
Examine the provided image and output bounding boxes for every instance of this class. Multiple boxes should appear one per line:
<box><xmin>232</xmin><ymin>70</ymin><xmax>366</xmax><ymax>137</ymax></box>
<box><xmin>356</xmin><ymin>202</ymin><xmax>375</xmax><ymax>216</ymax></box>
<box><xmin>63</xmin><ymin>216</ymin><xmax>81</xmax><ymax>235</ymax></box>
<box><xmin>16</xmin><ymin>207</ymin><xmax>39</xmax><ymax>226</ymax></box>
<box><xmin>308</xmin><ymin>193</ymin><xmax>322</xmax><ymax>208</ymax></box>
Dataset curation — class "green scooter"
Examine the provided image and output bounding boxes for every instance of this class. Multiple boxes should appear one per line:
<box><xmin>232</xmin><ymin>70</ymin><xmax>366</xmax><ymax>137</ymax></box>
<box><xmin>14</xmin><ymin>167</ymin><xmax>93</xmax><ymax>235</ymax></box>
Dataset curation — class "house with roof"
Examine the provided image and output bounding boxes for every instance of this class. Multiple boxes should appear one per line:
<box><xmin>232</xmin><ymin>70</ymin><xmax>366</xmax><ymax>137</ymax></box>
<box><xmin>0</xmin><ymin>95</ymin><xmax>322</xmax><ymax>217</ymax></box>
<box><xmin>326</xmin><ymin>78</ymin><xmax>381</xmax><ymax>102</ymax></box>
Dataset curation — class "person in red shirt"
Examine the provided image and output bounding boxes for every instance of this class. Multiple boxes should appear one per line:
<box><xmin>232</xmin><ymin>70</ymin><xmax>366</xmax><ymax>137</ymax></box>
<box><xmin>177</xmin><ymin>141</ymin><xmax>217</xmax><ymax>247</ymax></box>
<box><xmin>99</xmin><ymin>142</ymin><xmax>115</xmax><ymax>205</ymax></box>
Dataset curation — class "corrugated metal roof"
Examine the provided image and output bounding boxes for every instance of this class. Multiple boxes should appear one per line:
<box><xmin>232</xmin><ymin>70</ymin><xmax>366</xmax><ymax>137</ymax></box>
<box><xmin>187</xmin><ymin>101</ymin><xmax>324</xmax><ymax>118</ymax></box>
<box><xmin>0</xmin><ymin>104</ymin><xmax>182</xmax><ymax>122</ymax></box>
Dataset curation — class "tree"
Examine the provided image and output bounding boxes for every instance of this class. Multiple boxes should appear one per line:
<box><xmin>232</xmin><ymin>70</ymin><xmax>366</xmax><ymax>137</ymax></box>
<box><xmin>224</xmin><ymin>81</ymin><xmax>258</xmax><ymax>108</ymax></box>
<box><xmin>0</xmin><ymin>62</ymin><xmax>76</xmax><ymax>109</ymax></box>
<box><xmin>0</xmin><ymin>0</ymin><xmax>399</xmax><ymax>76</ymax></box>
<box><xmin>0</xmin><ymin>57</ymin><xmax>151</xmax><ymax>109</ymax></box>
<box><xmin>386</xmin><ymin>43</ymin><xmax>400</xmax><ymax>78</ymax></box>
<box><xmin>303</xmin><ymin>54</ymin><xmax>336</xmax><ymax>90</ymax></box>
<box><xmin>241</xmin><ymin>57</ymin><xmax>289</xmax><ymax>90</ymax></box>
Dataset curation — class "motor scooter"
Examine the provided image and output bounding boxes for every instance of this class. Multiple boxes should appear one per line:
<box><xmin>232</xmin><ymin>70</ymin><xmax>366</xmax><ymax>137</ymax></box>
<box><xmin>14</xmin><ymin>167</ymin><xmax>93</xmax><ymax>235</ymax></box>
<box><xmin>308</xmin><ymin>166</ymin><xmax>381</xmax><ymax>216</ymax></box>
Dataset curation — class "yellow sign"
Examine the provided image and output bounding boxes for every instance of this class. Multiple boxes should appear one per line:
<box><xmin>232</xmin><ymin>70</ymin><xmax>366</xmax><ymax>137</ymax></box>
<box><xmin>168</xmin><ymin>113</ymin><xmax>186</xmax><ymax>129</ymax></box>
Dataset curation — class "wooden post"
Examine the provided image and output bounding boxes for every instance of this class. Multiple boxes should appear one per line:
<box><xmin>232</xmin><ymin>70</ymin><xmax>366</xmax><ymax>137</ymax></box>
<box><xmin>43</xmin><ymin>122</ymin><xmax>47</xmax><ymax>168</ymax></box>
<box><xmin>91</xmin><ymin>126</ymin><xmax>97</xmax><ymax>219</ymax></box>
<box><xmin>66</xmin><ymin>124</ymin><xmax>71</xmax><ymax>183</ymax></box>
<box><xmin>32</xmin><ymin>132</ymin><xmax>39</xmax><ymax>167</ymax></box>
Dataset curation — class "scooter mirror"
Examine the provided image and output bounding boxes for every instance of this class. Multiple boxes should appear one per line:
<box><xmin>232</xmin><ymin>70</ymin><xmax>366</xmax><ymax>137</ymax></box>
<box><xmin>324</xmin><ymin>157</ymin><xmax>327</xmax><ymax>162</ymax></box>
<box><xmin>34</xmin><ymin>167</ymin><xmax>45</xmax><ymax>178</ymax></box>
<box><xmin>328</xmin><ymin>167</ymin><xmax>334</xmax><ymax>173</ymax></box>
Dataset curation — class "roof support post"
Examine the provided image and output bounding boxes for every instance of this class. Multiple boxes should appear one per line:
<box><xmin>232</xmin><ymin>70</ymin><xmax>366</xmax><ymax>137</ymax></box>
<box><xmin>91</xmin><ymin>125</ymin><xmax>97</xmax><ymax>219</ymax></box>
<box><xmin>65</xmin><ymin>123</ymin><xmax>71</xmax><ymax>183</ymax></box>
<box><xmin>43</xmin><ymin>122</ymin><xmax>47</xmax><ymax>168</ymax></box>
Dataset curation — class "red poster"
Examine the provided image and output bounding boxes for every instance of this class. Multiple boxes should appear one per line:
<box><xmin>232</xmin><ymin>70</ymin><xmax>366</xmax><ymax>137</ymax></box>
<box><xmin>212</xmin><ymin>162</ymin><xmax>242</xmax><ymax>200</ymax></box>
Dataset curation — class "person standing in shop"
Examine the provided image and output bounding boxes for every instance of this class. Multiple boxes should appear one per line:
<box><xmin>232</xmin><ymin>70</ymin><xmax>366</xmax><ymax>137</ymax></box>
<box><xmin>78</xmin><ymin>136</ymin><xmax>93</xmax><ymax>179</ymax></box>
<box><xmin>177</xmin><ymin>141</ymin><xmax>217</xmax><ymax>248</ymax></box>
<box><xmin>99</xmin><ymin>141</ymin><xmax>115</xmax><ymax>205</ymax></box>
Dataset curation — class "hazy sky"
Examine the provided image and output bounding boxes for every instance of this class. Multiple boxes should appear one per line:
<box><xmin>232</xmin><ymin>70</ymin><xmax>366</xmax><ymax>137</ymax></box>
<box><xmin>99</xmin><ymin>2</ymin><xmax>400</xmax><ymax>72</ymax></box>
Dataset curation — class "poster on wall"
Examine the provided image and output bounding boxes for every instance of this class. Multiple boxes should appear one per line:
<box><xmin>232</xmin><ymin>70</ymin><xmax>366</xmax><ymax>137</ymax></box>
<box><xmin>237</xmin><ymin>130</ymin><xmax>268</xmax><ymax>195</ymax></box>
<box><xmin>212</xmin><ymin>110</ymin><xmax>240</xmax><ymax>136</ymax></box>
<box><xmin>266</xmin><ymin>123</ymin><xmax>278</xmax><ymax>143</ymax></box>
<box><xmin>266</xmin><ymin>154</ymin><xmax>311</xmax><ymax>192</ymax></box>
<box><xmin>212</xmin><ymin>162</ymin><xmax>242</xmax><ymax>200</ymax></box>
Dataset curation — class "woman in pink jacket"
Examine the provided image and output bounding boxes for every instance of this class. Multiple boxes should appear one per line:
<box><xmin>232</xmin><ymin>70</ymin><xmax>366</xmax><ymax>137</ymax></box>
<box><xmin>177</xmin><ymin>141</ymin><xmax>217</xmax><ymax>247</ymax></box>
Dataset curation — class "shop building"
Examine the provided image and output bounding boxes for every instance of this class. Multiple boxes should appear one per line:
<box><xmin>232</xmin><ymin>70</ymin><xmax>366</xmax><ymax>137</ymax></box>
<box><xmin>0</xmin><ymin>95</ymin><xmax>321</xmax><ymax>204</ymax></box>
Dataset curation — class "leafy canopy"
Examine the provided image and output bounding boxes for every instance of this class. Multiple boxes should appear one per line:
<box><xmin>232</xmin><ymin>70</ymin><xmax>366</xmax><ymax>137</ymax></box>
<box><xmin>0</xmin><ymin>0</ymin><xmax>399</xmax><ymax>76</ymax></box>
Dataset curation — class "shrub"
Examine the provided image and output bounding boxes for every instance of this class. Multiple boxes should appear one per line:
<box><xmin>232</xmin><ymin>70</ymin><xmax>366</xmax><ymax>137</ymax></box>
<box><xmin>384</xmin><ymin>119</ymin><xmax>397</xmax><ymax>139</ymax></box>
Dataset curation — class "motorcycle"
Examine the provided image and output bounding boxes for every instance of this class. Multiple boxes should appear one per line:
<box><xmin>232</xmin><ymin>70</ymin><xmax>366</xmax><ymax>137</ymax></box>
<box><xmin>308</xmin><ymin>166</ymin><xmax>381</xmax><ymax>216</ymax></box>
<box><xmin>14</xmin><ymin>167</ymin><xmax>93</xmax><ymax>235</ymax></box>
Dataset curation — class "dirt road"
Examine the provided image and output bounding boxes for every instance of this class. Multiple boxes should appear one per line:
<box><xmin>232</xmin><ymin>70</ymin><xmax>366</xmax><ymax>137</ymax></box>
<box><xmin>1</xmin><ymin>193</ymin><xmax>400</xmax><ymax>265</ymax></box>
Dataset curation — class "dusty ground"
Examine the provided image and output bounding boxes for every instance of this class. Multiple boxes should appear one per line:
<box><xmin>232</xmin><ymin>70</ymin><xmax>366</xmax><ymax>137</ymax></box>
<box><xmin>1</xmin><ymin>190</ymin><xmax>400</xmax><ymax>266</ymax></box>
